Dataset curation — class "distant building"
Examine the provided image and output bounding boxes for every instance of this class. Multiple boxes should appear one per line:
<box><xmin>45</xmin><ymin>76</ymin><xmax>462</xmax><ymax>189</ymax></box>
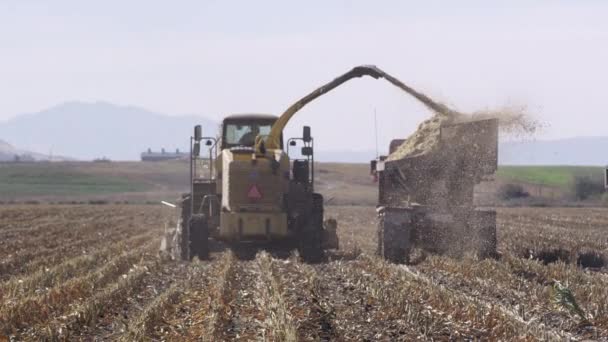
<box><xmin>141</xmin><ymin>148</ymin><xmax>188</xmax><ymax>161</ymax></box>
<box><xmin>93</xmin><ymin>157</ymin><xmax>111</xmax><ymax>163</ymax></box>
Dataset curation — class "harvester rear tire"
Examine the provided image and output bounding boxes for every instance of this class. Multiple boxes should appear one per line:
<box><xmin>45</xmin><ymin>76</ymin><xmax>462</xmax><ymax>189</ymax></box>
<box><xmin>298</xmin><ymin>193</ymin><xmax>324</xmax><ymax>263</ymax></box>
<box><xmin>189</xmin><ymin>214</ymin><xmax>209</xmax><ymax>260</ymax></box>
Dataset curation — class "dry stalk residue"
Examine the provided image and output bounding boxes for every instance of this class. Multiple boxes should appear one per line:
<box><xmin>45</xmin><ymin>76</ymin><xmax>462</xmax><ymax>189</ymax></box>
<box><xmin>388</xmin><ymin>99</ymin><xmax>541</xmax><ymax>160</ymax></box>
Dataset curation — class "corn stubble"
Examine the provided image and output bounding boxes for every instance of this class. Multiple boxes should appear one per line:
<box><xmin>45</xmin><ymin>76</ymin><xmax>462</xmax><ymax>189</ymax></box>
<box><xmin>1</xmin><ymin>205</ymin><xmax>607</xmax><ymax>340</ymax></box>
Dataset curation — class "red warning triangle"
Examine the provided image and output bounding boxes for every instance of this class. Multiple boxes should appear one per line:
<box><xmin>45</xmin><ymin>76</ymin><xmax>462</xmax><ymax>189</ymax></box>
<box><xmin>247</xmin><ymin>185</ymin><xmax>262</xmax><ymax>199</ymax></box>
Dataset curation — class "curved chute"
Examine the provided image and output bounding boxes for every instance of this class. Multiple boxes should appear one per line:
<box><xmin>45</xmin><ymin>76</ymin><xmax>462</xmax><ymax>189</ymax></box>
<box><xmin>257</xmin><ymin>64</ymin><xmax>460</xmax><ymax>152</ymax></box>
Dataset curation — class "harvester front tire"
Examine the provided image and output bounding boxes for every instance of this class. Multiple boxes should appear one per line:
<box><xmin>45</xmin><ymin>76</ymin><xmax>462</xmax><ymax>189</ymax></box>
<box><xmin>299</xmin><ymin>193</ymin><xmax>324</xmax><ymax>263</ymax></box>
<box><xmin>178</xmin><ymin>196</ymin><xmax>191</xmax><ymax>261</ymax></box>
<box><xmin>189</xmin><ymin>214</ymin><xmax>209</xmax><ymax>260</ymax></box>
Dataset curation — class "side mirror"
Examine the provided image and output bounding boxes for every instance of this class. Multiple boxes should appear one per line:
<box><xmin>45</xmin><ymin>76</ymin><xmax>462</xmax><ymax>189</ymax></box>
<box><xmin>303</xmin><ymin>126</ymin><xmax>312</xmax><ymax>142</ymax></box>
<box><xmin>289</xmin><ymin>140</ymin><xmax>297</xmax><ymax>146</ymax></box>
<box><xmin>194</xmin><ymin>125</ymin><xmax>202</xmax><ymax>141</ymax></box>
<box><xmin>193</xmin><ymin>142</ymin><xmax>200</xmax><ymax>156</ymax></box>
<box><xmin>301</xmin><ymin>146</ymin><xmax>313</xmax><ymax>156</ymax></box>
<box><xmin>370</xmin><ymin>160</ymin><xmax>377</xmax><ymax>174</ymax></box>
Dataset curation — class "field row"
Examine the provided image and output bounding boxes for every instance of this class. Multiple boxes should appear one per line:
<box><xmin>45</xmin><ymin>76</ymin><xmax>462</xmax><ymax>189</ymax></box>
<box><xmin>0</xmin><ymin>205</ymin><xmax>606</xmax><ymax>340</ymax></box>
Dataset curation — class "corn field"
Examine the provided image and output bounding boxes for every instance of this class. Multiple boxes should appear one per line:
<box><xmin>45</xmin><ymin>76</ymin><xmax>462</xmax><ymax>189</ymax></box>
<box><xmin>0</xmin><ymin>205</ymin><xmax>606</xmax><ymax>341</ymax></box>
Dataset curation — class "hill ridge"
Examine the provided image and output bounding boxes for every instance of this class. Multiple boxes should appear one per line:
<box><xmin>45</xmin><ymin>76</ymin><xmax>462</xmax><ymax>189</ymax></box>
<box><xmin>0</xmin><ymin>102</ymin><xmax>218</xmax><ymax>161</ymax></box>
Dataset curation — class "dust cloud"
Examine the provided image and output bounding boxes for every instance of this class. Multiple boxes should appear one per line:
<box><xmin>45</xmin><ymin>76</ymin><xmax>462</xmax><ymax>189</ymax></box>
<box><xmin>388</xmin><ymin>100</ymin><xmax>541</xmax><ymax>160</ymax></box>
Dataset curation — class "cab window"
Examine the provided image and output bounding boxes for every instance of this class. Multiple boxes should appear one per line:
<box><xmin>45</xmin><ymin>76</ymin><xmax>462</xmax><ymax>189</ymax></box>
<box><xmin>224</xmin><ymin>122</ymin><xmax>273</xmax><ymax>147</ymax></box>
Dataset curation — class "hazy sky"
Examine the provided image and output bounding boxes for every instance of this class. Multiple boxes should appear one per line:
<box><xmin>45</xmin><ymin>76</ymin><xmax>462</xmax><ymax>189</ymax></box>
<box><xmin>1</xmin><ymin>1</ymin><xmax>607</xmax><ymax>152</ymax></box>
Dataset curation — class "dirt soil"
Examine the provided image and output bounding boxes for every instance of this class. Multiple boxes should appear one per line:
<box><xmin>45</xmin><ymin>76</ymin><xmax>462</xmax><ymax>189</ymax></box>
<box><xmin>0</xmin><ymin>204</ymin><xmax>606</xmax><ymax>341</ymax></box>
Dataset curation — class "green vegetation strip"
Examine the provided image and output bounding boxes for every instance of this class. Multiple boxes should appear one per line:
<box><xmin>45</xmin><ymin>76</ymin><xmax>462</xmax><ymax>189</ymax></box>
<box><xmin>497</xmin><ymin>166</ymin><xmax>603</xmax><ymax>188</ymax></box>
<box><xmin>0</xmin><ymin>164</ymin><xmax>150</xmax><ymax>196</ymax></box>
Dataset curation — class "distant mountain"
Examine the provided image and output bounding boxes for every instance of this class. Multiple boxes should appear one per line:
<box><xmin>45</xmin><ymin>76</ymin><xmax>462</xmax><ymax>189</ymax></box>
<box><xmin>0</xmin><ymin>139</ymin><xmax>65</xmax><ymax>161</ymax></box>
<box><xmin>500</xmin><ymin>137</ymin><xmax>608</xmax><ymax>166</ymax></box>
<box><xmin>0</xmin><ymin>102</ymin><xmax>217</xmax><ymax>160</ymax></box>
<box><xmin>3</xmin><ymin>102</ymin><xmax>606</xmax><ymax>165</ymax></box>
<box><xmin>0</xmin><ymin>139</ymin><xmax>17</xmax><ymax>155</ymax></box>
<box><xmin>0</xmin><ymin>139</ymin><xmax>26</xmax><ymax>161</ymax></box>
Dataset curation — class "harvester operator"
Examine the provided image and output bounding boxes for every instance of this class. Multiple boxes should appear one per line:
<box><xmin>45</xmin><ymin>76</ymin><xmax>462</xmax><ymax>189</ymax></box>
<box><xmin>238</xmin><ymin>124</ymin><xmax>260</xmax><ymax>146</ymax></box>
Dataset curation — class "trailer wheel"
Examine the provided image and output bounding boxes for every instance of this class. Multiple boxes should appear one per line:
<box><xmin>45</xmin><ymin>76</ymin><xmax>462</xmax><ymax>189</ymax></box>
<box><xmin>379</xmin><ymin>208</ymin><xmax>411</xmax><ymax>264</ymax></box>
<box><xmin>189</xmin><ymin>214</ymin><xmax>209</xmax><ymax>260</ymax></box>
<box><xmin>472</xmin><ymin>210</ymin><xmax>497</xmax><ymax>259</ymax></box>
<box><xmin>298</xmin><ymin>193</ymin><xmax>324</xmax><ymax>263</ymax></box>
